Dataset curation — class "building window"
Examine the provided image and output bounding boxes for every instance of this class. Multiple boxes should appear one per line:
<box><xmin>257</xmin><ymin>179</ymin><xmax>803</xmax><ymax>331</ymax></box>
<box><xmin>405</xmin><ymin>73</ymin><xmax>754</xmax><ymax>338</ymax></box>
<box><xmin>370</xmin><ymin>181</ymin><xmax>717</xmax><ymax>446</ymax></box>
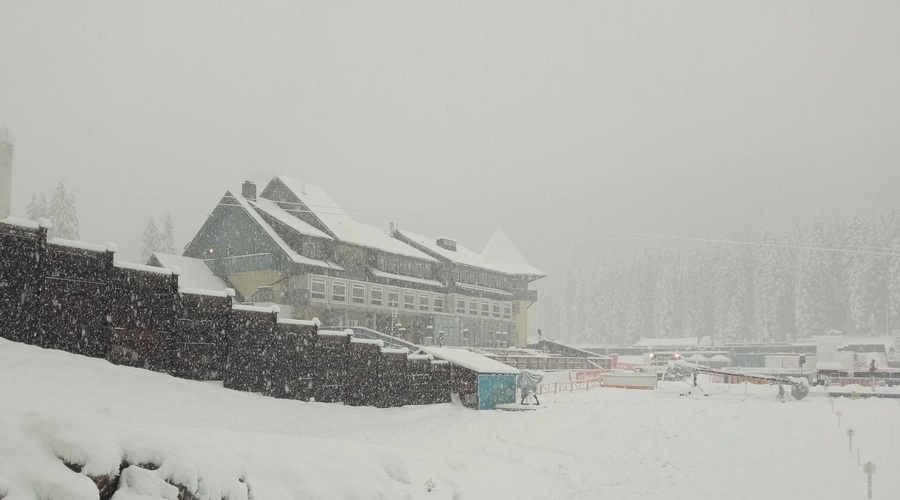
<box><xmin>377</xmin><ymin>254</ymin><xmax>386</xmax><ymax>270</ymax></box>
<box><xmin>351</xmin><ymin>284</ymin><xmax>365</xmax><ymax>305</ymax></box>
<box><xmin>311</xmin><ymin>278</ymin><xmax>326</xmax><ymax>300</ymax></box>
<box><xmin>302</xmin><ymin>240</ymin><xmax>316</xmax><ymax>257</ymax></box>
<box><xmin>419</xmin><ymin>293</ymin><xmax>429</xmax><ymax>311</ymax></box>
<box><xmin>481</xmin><ymin>301</ymin><xmax>490</xmax><ymax>317</ymax></box>
<box><xmin>456</xmin><ymin>298</ymin><xmax>466</xmax><ymax>314</ymax></box>
<box><xmin>503</xmin><ymin>303</ymin><xmax>512</xmax><ymax>320</ymax></box>
<box><xmin>493</xmin><ymin>302</ymin><xmax>501</xmax><ymax>318</ymax></box>
<box><xmin>387</xmin><ymin>289</ymin><xmax>400</xmax><ymax>308</ymax></box>
<box><xmin>390</xmin><ymin>259</ymin><xmax>399</xmax><ymax>274</ymax></box>
<box><xmin>468</xmin><ymin>300</ymin><xmax>477</xmax><ymax>316</ymax></box>
<box><xmin>370</xmin><ymin>287</ymin><xmax>383</xmax><ymax>306</ymax></box>
<box><xmin>434</xmin><ymin>295</ymin><xmax>444</xmax><ymax>312</ymax></box>
<box><xmin>404</xmin><ymin>292</ymin><xmax>415</xmax><ymax>310</ymax></box>
<box><xmin>332</xmin><ymin>281</ymin><xmax>346</xmax><ymax>302</ymax></box>
<box><xmin>424</xmin><ymin>265</ymin><xmax>432</xmax><ymax>279</ymax></box>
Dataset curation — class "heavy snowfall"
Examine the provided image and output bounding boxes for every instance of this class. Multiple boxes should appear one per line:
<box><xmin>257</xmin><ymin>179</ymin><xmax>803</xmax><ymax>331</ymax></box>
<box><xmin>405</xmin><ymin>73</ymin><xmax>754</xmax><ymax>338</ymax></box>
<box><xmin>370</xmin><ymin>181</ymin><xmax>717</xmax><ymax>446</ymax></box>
<box><xmin>2</xmin><ymin>338</ymin><xmax>898</xmax><ymax>500</ymax></box>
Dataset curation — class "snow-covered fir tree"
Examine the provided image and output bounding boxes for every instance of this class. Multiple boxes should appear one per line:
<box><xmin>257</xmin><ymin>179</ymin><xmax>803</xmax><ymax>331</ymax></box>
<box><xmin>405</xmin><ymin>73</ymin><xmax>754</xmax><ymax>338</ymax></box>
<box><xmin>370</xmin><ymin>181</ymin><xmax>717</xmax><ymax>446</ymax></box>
<box><xmin>794</xmin><ymin>224</ymin><xmax>831</xmax><ymax>338</ymax></box>
<box><xmin>889</xmin><ymin>235</ymin><xmax>900</xmax><ymax>335</ymax></box>
<box><xmin>141</xmin><ymin>217</ymin><xmax>161</xmax><ymax>263</ymax></box>
<box><xmin>161</xmin><ymin>212</ymin><xmax>176</xmax><ymax>254</ymax></box>
<box><xmin>48</xmin><ymin>181</ymin><xmax>79</xmax><ymax>239</ymax></box>
<box><xmin>531</xmin><ymin>210</ymin><xmax>900</xmax><ymax>345</ymax></box>
<box><xmin>26</xmin><ymin>192</ymin><xmax>49</xmax><ymax>221</ymax></box>
<box><xmin>653</xmin><ymin>254</ymin><xmax>677</xmax><ymax>338</ymax></box>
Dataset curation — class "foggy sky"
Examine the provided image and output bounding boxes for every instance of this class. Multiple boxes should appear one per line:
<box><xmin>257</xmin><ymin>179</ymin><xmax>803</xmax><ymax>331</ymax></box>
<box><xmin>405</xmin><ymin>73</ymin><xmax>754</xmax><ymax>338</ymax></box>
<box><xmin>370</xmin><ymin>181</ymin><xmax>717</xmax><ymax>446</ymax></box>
<box><xmin>2</xmin><ymin>0</ymin><xmax>899</xmax><ymax>267</ymax></box>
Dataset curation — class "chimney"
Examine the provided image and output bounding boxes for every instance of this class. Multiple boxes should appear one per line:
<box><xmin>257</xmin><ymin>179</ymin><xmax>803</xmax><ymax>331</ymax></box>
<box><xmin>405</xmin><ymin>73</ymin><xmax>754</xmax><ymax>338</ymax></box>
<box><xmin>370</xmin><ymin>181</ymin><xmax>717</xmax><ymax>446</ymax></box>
<box><xmin>242</xmin><ymin>181</ymin><xmax>256</xmax><ymax>201</ymax></box>
<box><xmin>436</xmin><ymin>237</ymin><xmax>457</xmax><ymax>252</ymax></box>
<box><xmin>389</xmin><ymin>221</ymin><xmax>396</xmax><ymax>235</ymax></box>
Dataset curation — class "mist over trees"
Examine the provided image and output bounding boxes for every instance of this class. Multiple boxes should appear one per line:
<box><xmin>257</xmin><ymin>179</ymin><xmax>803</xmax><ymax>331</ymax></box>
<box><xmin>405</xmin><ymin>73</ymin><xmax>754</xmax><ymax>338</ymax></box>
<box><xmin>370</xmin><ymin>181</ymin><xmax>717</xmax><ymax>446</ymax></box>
<box><xmin>140</xmin><ymin>213</ymin><xmax>176</xmax><ymax>263</ymax></box>
<box><xmin>26</xmin><ymin>182</ymin><xmax>79</xmax><ymax>240</ymax></box>
<box><xmin>539</xmin><ymin>210</ymin><xmax>900</xmax><ymax>346</ymax></box>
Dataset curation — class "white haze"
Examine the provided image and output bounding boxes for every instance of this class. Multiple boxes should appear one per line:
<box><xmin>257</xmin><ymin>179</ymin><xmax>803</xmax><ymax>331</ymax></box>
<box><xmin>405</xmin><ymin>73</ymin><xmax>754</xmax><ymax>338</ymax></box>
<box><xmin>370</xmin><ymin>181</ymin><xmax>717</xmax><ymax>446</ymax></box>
<box><xmin>2</xmin><ymin>1</ymin><xmax>899</xmax><ymax>335</ymax></box>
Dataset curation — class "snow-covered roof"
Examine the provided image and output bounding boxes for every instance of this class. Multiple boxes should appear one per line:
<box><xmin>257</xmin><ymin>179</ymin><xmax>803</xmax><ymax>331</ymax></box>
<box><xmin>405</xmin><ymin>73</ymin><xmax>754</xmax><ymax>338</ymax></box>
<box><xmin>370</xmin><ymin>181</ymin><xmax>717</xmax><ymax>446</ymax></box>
<box><xmin>249</xmin><ymin>197</ymin><xmax>333</xmax><ymax>240</ymax></box>
<box><xmin>115</xmin><ymin>260</ymin><xmax>174</xmax><ymax>275</ymax></box>
<box><xmin>229</xmin><ymin>191</ymin><xmax>344</xmax><ymax>271</ymax></box>
<box><xmin>480</xmin><ymin>228</ymin><xmax>545</xmax><ymax>277</ymax></box>
<box><xmin>397</xmin><ymin>229</ymin><xmax>489</xmax><ymax>269</ymax></box>
<box><xmin>274</xmin><ymin>176</ymin><xmax>436</xmax><ymax>262</ymax></box>
<box><xmin>632</xmin><ymin>337</ymin><xmax>700</xmax><ymax>348</ymax></box>
<box><xmin>370</xmin><ymin>268</ymin><xmax>443</xmax><ymax>287</ymax></box>
<box><xmin>398</xmin><ymin>228</ymin><xmax>544</xmax><ymax>278</ymax></box>
<box><xmin>152</xmin><ymin>253</ymin><xmax>228</xmax><ymax>291</ymax></box>
<box><xmin>277</xmin><ymin>318</ymin><xmax>317</xmax><ymax>327</ymax></box>
<box><xmin>422</xmin><ymin>347</ymin><xmax>520</xmax><ymax>374</ymax></box>
<box><xmin>49</xmin><ymin>237</ymin><xmax>110</xmax><ymax>253</ymax></box>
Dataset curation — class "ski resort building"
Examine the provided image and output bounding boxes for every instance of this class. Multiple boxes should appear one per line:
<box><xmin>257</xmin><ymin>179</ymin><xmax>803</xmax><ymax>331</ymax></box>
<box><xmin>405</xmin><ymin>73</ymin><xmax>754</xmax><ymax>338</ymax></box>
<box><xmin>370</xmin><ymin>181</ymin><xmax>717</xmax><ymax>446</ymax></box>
<box><xmin>180</xmin><ymin>176</ymin><xmax>544</xmax><ymax>348</ymax></box>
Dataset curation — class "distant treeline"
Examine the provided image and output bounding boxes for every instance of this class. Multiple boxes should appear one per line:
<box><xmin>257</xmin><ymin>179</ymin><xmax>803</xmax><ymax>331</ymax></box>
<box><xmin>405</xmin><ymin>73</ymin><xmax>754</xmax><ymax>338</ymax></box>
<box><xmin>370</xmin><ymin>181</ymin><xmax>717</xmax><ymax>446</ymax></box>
<box><xmin>541</xmin><ymin>210</ymin><xmax>900</xmax><ymax>345</ymax></box>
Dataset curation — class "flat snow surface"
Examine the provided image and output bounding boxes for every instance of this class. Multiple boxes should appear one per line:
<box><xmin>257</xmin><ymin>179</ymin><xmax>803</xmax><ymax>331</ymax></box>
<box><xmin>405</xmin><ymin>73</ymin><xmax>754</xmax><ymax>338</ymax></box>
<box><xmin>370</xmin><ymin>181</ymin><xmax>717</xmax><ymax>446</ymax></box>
<box><xmin>423</xmin><ymin>347</ymin><xmax>521</xmax><ymax>375</ymax></box>
<box><xmin>151</xmin><ymin>253</ymin><xmax>227</xmax><ymax>291</ymax></box>
<box><xmin>1</xmin><ymin>338</ymin><xmax>899</xmax><ymax>500</ymax></box>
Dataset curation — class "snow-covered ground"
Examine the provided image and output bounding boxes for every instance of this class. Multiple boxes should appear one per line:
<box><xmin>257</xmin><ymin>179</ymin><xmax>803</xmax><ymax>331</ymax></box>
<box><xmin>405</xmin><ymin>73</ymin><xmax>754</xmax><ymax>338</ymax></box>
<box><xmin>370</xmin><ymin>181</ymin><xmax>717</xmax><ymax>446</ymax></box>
<box><xmin>2</xmin><ymin>338</ymin><xmax>899</xmax><ymax>500</ymax></box>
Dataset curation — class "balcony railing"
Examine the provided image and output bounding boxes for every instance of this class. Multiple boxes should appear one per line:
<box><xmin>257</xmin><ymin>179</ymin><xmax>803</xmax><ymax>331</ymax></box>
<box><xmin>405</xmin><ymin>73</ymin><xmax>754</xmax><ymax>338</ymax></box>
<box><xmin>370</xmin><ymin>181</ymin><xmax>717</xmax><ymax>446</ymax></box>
<box><xmin>513</xmin><ymin>289</ymin><xmax>538</xmax><ymax>302</ymax></box>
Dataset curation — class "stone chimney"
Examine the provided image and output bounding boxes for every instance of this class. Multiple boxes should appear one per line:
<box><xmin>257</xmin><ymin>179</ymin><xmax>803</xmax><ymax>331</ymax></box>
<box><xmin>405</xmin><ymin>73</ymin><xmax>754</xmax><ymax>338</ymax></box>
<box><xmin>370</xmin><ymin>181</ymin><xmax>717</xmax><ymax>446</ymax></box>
<box><xmin>436</xmin><ymin>237</ymin><xmax>457</xmax><ymax>252</ymax></box>
<box><xmin>242</xmin><ymin>180</ymin><xmax>256</xmax><ymax>201</ymax></box>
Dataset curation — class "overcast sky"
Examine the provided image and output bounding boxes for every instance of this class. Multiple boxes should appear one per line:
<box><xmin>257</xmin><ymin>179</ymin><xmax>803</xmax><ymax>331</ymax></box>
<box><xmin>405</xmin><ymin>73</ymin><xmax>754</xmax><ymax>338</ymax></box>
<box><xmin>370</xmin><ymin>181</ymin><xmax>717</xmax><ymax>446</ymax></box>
<box><xmin>2</xmin><ymin>0</ymin><xmax>899</xmax><ymax>267</ymax></box>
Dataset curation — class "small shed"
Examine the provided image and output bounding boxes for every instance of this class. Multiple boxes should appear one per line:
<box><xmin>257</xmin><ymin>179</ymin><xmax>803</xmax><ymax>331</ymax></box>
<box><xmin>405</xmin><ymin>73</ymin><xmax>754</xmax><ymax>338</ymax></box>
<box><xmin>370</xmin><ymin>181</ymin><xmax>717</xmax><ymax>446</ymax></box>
<box><xmin>422</xmin><ymin>347</ymin><xmax>519</xmax><ymax>410</ymax></box>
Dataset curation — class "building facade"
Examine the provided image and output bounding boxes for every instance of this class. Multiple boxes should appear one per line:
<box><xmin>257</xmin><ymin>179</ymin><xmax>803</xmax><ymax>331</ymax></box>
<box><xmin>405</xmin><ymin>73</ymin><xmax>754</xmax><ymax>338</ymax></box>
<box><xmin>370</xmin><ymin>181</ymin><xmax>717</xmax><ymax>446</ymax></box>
<box><xmin>182</xmin><ymin>176</ymin><xmax>544</xmax><ymax>348</ymax></box>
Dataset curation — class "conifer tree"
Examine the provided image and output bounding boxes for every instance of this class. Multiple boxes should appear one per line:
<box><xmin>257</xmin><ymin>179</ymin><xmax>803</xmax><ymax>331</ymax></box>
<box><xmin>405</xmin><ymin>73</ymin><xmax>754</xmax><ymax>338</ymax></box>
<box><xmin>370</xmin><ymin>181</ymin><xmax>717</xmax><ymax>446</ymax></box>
<box><xmin>26</xmin><ymin>192</ymin><xmax>50</xmax><ymax>221</ymax></box>
<box><xmin>141</xmin><ymin>217</ymin><xmax>160</xmax><ymax>263</ymax></box>
<box><xmin>889</xmin><ymin>235</ymin><xmax>900</xmax><ymax>335</ymax></box>
<box><xmin>48</xmin><ymin>181</ymin><xmax>79</xmax><ymax>239</ymax></box>
<box><xmin>795</xmin><ymin>224</ymin><xmax>831</xmax><ymax>338</ymax></box>
<box><xmin>162</xmin><ymin>212</ymin><xmax>176</xmax><ymax>254</ymax></box>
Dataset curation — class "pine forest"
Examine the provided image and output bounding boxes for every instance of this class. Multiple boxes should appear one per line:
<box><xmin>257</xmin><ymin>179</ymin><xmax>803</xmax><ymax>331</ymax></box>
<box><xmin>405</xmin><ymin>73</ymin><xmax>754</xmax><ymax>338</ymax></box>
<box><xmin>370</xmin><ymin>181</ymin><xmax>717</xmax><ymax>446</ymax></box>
<box><xmin>538</xmin><ymin>210</ymin><xmax>900</xmax><ymax>346</ymax></box>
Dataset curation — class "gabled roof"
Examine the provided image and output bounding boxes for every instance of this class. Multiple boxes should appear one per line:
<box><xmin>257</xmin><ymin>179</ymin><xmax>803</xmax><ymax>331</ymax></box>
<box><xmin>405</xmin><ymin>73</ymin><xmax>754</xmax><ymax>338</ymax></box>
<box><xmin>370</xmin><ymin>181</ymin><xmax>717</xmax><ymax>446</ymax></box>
<box><xmin>272</xmin><ymin>175</ymin><xmax>436</xmax><ymax>262</ymax></box>
<box><xmin>397</xmin><ymin>228</ymin><xmax>544</xmax><ymax>278</ymax></box>
<box><xmin>249</xmin><ymin>197</ymin><xmax>332</xmax><ymax>240</ymax></box>
<box><xmin>480</xmin><ymin>228</ymin><xmax>545</xmax><ymax>277</ymax></box>
<box><xmin>397</xmin><ymin>229</ymin><xmax>487</xmax><ymax>269</ymax></box>
<box><xmin>151</xmin><ymin>253</ymin><xmax>227</xmax><ymax>291</ymax></box>
<box><xmin>229</xmin><ymin>191</ymin><xmax>344</xmax><ymax>271</ymax></box>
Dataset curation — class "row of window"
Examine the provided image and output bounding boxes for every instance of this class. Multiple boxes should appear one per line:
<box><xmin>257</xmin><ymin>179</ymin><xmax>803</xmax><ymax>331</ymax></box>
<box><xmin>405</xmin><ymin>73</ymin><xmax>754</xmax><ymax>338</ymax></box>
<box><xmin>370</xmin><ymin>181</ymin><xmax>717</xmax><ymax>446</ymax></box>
<box><xmin>376</xmin><ymin>255</ymin><xmax>434</xmax><ymax>280</ymax></box>
<box><xmin>455</xmin><ymin>297</ymin><xmax>513</xmax><ymax>320</ymax></box>
<box><xmin>311</xmin><ymin>278</ymin><xmax>445</xmax><ymax>312</ymax></box>
<box><xmin>309</xmin><ymin>277</ymin><xmax>513</xmax><ymax>319</ymax></box>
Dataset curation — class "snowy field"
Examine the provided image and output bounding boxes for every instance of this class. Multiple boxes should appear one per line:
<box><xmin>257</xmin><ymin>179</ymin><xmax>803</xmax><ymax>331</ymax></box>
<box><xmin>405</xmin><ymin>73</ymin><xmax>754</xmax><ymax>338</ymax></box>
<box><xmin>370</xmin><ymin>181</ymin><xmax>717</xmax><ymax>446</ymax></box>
<box><xmin>1</xmin><ymin>338</ymin><xmax>899</xmax><ymax>500</ymax></box>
